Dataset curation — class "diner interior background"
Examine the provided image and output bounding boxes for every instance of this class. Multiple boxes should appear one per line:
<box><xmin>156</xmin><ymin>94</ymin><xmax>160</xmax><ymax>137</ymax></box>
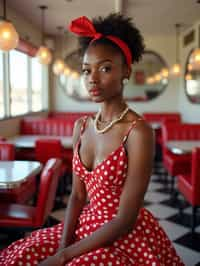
<box><xmin>0</xmin><ymin>1</ymin><xmax>200</xmax><ymax>265</ymax></box>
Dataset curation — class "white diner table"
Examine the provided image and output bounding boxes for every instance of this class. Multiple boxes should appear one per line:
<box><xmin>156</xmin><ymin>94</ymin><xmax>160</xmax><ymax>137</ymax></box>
<box><xmin>149</xmin><ymin>122</ymin><xmax>161</xmax><ymax>130</ymax></box>
<box><xmin>0</xmin><ymin>161</ymin><xmax>42</xmax><ymax>189</ymax></box>
<box><xmin>166</xmin><ymin>140</ymin><xmax>200</xmax><ymax>154</ymax></box>
<box><xmin>8</xmin><ymin>135</ymin><xmax>73</xmax><ymax>149</ymax></box>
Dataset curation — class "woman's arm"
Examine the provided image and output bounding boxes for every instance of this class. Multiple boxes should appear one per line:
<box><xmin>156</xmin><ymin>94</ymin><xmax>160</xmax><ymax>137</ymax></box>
<box><xmin>58</xmin><ymin>118</ymin><xmax>87</xmax><ymax>250</ymax></box>
<box><xmin>59</xmin><ymin>120</ymin><xmax>155</xmax><ymax>262</ymax></box>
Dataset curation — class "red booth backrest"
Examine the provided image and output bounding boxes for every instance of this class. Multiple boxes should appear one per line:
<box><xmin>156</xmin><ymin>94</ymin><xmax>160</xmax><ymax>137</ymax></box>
<box><xmin>162</xmin><ymin>123</ymin><xmax>200</xmax><ymax>142</ymax></box>
<box><xmin>20</xmin><ymin>113</ymin><xmax>94</xmax><ymax>136</ymax></box>
<box><xmin>48</xmin><ymin>111</ymin><xmax>93</xmax><ymax>121</ymax></box>
<box><xmin>20</xmin><ymin>118</ymin><xmax>74</xmax><ymax>136</ymax></box>
<box><xmin>35</xmin><ymin>158</ymin><xmax>62</xmax><ymax>226</ymax></box>
<box><xmin>35</xmin><ymin>139</ymin><xmax>63</xmax><ymax>165</ymax></box>
<box><xmin>0</xmin><ymin>143</ymin><xmax>15</xmax><ymax>160</ymax></box>
<box><xmin>192</xmin><ymin>148</ymin><xmax>200</xmax><ymax>192</ymax></box>
<box><xmin>143</xmin><ymin>112</ymin><xmax>181</xmax><ymax>123</ymax></box>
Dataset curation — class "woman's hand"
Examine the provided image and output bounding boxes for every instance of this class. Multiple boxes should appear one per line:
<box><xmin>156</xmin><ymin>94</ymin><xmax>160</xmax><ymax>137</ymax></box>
<box><xmin>38</xmin><ymin>250</ymin><xmax>66</xmax><ymax>266</ymax></box>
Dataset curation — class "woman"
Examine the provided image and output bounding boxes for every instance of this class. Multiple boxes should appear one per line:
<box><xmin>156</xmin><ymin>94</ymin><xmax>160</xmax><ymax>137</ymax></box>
<box><xmin>0</xmin><ymin>14</ymin><xmax>184</xmax><ymax>265</ymax></box>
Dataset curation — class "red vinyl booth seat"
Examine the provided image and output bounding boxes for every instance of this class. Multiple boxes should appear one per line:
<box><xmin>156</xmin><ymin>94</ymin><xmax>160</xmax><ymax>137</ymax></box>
<box><xmin>143</xmin><ymin>112</ymin><xmax>181</xmax><ymax>146</ymax></box>
<box><xmin>48</xmin><ymin>111</ymin><xmax>93</xmax><ymax>121</ymax></box>
<box><xmin>162</xmin><ymin>123</ymin><xmax>200</xmax><ymax>176</ymax></box>
<box><xmin>178</xmin><ymin>148</ymin><xmax>200</xmax><ymax>206</ymax></box>
<box><xmin>20</xmin><ymin>118</ymin><xmax>74</xmax><ymax>136</ymax></box>
<box><xmin>0</xmin><ymin>142</ymin><xmax>15</xmax><ymax>160</ymax></box>
<box><xmin>177</xmin><ymin>148</ymin><xmax>200</xmax><ymax>232</ymax></box>
<box><xmin>35</xmin><ymin>138</ymin><xmax>67</xmax><ymax>174</ymax></box>
<box><xmin>0</xmin><ymin>159</ymin><xmax>62</xmax><ymax>228</ymax></box>
<box><xmin>20</xmin><ymin>112</ymin><xmax>94</xmax><ymax>137</ymax></box>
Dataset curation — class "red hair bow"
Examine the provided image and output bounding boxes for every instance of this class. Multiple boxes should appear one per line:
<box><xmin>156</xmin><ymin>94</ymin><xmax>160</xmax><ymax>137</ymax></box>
<box><xmin>69</xmin><ymin>16</ymin><xmax>132</xmax><ymax>68</ymax></box>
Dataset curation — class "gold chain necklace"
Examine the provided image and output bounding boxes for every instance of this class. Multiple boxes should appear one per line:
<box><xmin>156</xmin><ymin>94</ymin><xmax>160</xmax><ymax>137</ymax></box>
<box><xmin>94</xmin><ymin>106</ymin><xmax>129</xmax><ymax>134</ymax></box>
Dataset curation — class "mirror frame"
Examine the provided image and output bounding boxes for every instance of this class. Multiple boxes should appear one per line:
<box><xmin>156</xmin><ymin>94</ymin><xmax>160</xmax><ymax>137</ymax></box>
<box><xmin>184</xmin><ymin>48</ymin><xmax>200</xmax><ymax>104</ymax></box>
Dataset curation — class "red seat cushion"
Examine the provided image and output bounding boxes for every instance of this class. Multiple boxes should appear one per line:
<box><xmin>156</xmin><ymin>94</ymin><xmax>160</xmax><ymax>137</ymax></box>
<box><xmin>178</xmin><ymin>174</ymin><xmax>196</xmax><ymax>205</ymax></box>
<box><xmin>164</xmin><ymin>151</ymin><xmax>191</xmax><ymax>176</ymax></box>
<box><xmin>0</xmin><ymin>203</ymin><xmax>36</xmax><ymax>227</ymax></box>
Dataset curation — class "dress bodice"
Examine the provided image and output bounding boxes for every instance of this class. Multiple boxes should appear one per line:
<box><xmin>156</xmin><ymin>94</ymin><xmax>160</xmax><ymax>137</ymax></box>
<box><xmin>72</xmin><ymin>116</ymin><xmax>142</xmax><ymax>216</ymax></box>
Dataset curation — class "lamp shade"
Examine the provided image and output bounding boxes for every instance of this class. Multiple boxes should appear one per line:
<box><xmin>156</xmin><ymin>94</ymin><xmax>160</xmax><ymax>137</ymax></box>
<box><xmin>36</xmin><ymin>45</ymin><xmax>52</xmax><ymax>65</ymax></box>
<box><xmin>53</xmin><ymin>59</ymin><xmax>65</xmax><ymax>75</ymax></box>
<box><xmin>0</xmin><ymin>21</ymin><xmax>19</xmax><ymax>51</ymax></box>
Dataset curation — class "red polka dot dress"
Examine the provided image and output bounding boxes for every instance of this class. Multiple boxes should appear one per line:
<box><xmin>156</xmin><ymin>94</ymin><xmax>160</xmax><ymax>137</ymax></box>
<box><xmin>0</xmin><ymin>117</ymin><xmax>184</xmax><ymax>265</ymax></box>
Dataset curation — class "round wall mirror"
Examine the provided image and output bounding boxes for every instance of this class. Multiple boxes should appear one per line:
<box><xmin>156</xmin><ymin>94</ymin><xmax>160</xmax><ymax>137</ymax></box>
<box><xmin>185</xmin><ymin>49</ymin><xmax>200</xmax><ymax>104</ymax></box>
<box><xmin>59</xmin><ymin>49</ymin><xmax>169</xmax><ymax>101</ymax></box>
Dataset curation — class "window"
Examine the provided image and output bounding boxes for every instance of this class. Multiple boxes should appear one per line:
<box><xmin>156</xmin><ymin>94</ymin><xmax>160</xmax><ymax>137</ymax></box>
<box><xmin>31</xmin><ymin>57</ymin><xmax>42</xmax><ymax>111</ymax></box>
<box><xmin>9</xmin><ymin>50</ymin><xmax>28</xmax><ymax>116</ymax></box>
<box><xmin>0</xmin><ymin>39</ymin><xmax>49</xmax><ymax>120</ymax></box>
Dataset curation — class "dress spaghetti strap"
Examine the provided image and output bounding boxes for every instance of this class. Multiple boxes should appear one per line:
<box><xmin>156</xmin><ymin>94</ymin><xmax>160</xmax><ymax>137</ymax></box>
<box><xmin>122</xmin><ymin>117</ymin><xmax>144</xmax><ymax>143</ymax></box>
<box><xmin>79</xmin><ymin>116</ymin><xmax>88</xmax><ymax>136</ymax></box>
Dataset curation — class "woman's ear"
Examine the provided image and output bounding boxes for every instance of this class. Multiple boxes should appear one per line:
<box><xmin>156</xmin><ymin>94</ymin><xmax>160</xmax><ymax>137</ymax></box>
<box><xmin>127</xmin><ymin>66</ymin><xmax>132</xmax><ymax>79</ymax></box>
<box><xmin>123</xmin><ymin>64</ymin><xmax>132</xmax><ymax>80</ymax></box>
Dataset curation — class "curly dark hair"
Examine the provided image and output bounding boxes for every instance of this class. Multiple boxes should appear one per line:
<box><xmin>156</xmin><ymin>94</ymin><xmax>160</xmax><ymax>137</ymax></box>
<box><xmin>79</xmin><ymin>13</ymin><xmax>145</xmax><ymax>64</ymax></box>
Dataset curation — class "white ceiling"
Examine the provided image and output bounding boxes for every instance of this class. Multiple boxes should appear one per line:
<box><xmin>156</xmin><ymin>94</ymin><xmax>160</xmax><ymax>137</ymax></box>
<box><xmin>8</xmin><ymin>0</ymin><xmax>200</xmax><ymax>36</ymax></box>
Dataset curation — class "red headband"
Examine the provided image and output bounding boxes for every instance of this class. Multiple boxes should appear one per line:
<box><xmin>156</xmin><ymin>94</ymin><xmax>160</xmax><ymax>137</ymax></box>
<box><xmin>69</xmin><ymin>16</ymin><xmax>132</xmax><ymax>68</ymax></box>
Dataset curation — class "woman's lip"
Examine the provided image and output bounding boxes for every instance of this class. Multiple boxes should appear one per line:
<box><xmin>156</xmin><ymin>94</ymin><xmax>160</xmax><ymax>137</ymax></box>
<box><xmin>89</xmin><ymin>88</ymin><xmax>101</xmax><ymax>96</ymax></box>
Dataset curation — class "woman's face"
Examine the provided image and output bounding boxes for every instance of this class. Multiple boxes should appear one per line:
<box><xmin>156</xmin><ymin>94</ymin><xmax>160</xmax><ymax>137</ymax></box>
<box><xmin>82</xmin><ymin>44</ymin><xmax>128</xmax><ymax>102</ymax></box>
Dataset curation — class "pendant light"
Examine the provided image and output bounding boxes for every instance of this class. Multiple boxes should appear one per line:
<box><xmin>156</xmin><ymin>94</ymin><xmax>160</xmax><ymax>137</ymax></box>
<box><xmin>53</xmin><ymin>26</ymin><xmax>65</xmax><ymax>75</ymax></box>
<box><xmin>0</xmin><ymin>0</ymin><xmax>19</xmax><ymax>51</ymax></box>
<box><xmin>36</xmin><ymin>5</ymin><xmax>52</xmax><ymax>65</ymax></box>
<box><xmin>171</xmin><ymin>23</ymin><xmax>181</xmax><ymax>76</ymax></box>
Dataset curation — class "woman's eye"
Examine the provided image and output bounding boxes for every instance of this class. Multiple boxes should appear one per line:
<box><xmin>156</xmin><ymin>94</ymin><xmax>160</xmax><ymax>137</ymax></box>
<box><xmin>100</xmin><ymin>66</ymin><xmax>111</xmax><ymax>73</ymax></box>
<box><xmin>82</xmin><ymin>69</ymin><xmax>90</xmax><ymax>75</ymax></box>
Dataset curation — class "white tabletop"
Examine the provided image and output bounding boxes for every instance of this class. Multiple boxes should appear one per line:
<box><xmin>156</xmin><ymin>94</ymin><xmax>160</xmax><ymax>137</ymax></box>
<box><xmin>9</xmin><ymin>135</ymin><xmax>73</xmax><ymax>149</ymax></box>
<box><xmin>0</xmin><ymin>161</ymin><xmax>42</xmax><ymax>188</ymax></box>
<box><xmin>150</xmin><ymin>122</ymin><xmax>161</xmax><ymax>130</ymax></box>
<box><xmin>166</xmin><ymin>140</ymin><xmax>200</xmax><ymax>154</ymax></box>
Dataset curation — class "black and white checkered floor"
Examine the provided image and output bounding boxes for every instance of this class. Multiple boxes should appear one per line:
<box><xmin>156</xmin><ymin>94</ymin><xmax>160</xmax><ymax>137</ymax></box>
<box><xmin>50</xmin><ymin>163</ymin><xmax>200</xmax><ymax>266</ymax></box>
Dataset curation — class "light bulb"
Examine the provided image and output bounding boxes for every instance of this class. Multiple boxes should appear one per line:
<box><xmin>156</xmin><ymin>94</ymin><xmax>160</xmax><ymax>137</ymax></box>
<box><xmin>155</xmin><ymin>73</ymin><xmax>162</xmax><ymax>82</ymax></box>
<box><xmin>185</xmin><ymin>73</ymin><xmax>192</xmax><ymax>81</ymax></box>
<box><xmin>63</xmin><ymin>66</ymin><xmax>71</xmax><ymax>76</ymax></box>
<box><xmin>146</xmin><ymin>77</ymin><xmax>155</xmax><ymax>84</ymax></box>
<box><xmin>71</xmin><ymin>71</ymin><xmax>79</xmax><ymax>79</ymax></box>
<box><xmin>171</xmin><ymin>63</ymin><xmax>181</xmax><ymax>76</ymax></box>
<box><xmin>53</xmin><ymin>59</ymin><xmax>65</xmax><ymax>75</ymax></box>
<box><xmin>36</xmin><ymin>46</ymin><xmax>52</xmax><ymax>65</ymax></box>
<box><xmin>161</xmin><ymin>68</ymin><xmax>169</xmax><ymax>78</ymax></box>
<box><xmin>0</xmin><ymin>21</ymin><xmax>19</xmax><ymax>51</ymax></box>
<box><xmin>187</xmin><ymin>63</ymin><xmax>193</xmax><ymax>71</ymax></box>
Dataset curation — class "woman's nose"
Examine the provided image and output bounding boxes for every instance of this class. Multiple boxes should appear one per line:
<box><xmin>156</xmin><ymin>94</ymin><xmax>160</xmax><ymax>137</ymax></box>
<box><xmin>89</xmin><ymin>70</ymin><xmax>99</xmax><ymax>84</ymax></box>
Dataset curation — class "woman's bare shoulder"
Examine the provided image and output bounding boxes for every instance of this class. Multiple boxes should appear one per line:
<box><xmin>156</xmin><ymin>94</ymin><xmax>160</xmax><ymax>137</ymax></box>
<box><xmin>126</xmin><ymin>109</ymin><xmax>154</xmax><ymax>142</ymax></box>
